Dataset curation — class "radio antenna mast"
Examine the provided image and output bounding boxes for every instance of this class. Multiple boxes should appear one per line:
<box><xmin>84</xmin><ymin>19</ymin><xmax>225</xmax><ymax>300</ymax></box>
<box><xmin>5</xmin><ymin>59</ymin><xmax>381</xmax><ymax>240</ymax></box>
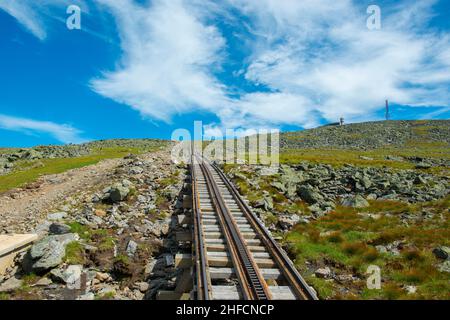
<box><xmin>385</xmin><ymin>99</ymin><xmax>390</xmax><ymax>120</ymax></box>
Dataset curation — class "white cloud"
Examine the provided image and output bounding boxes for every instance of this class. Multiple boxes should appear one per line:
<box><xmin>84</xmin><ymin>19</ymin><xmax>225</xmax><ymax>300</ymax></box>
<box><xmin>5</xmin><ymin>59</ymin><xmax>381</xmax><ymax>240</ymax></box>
<box><xmin>90</xmin><ymin>0</ymin><xmax>229</xmax><ymax>122</ymax></box>
<box><xmin>228</xmin><ymin>0</ymin><xmax>450</xmax><ymax>125</ymax></box>
<box><xmin>0</xmin><ymin>0</ymin><xmax>90</xmax><ymax>41</ymax></box>
<box><xmin>0</xmin><ymin>114</ymin><xmax>86</xmax><ymax>144</ymax></box>
<box><xmin>2</xmin><ymin>0</ymin><xmax>449</xmax><ymax>132</ymax></box>
<box><xmin>0</xmin><ymin>0</ymin><xmax>47</xmax><ymax>39</ymax></box>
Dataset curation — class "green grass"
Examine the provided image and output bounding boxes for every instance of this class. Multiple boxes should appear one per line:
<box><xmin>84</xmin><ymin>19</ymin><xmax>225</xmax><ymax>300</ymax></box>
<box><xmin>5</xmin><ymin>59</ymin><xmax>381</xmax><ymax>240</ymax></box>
<box><xmin>95</xmin><ymin>292</ymin><xmax>115</xmax><ymax>300</ymax></box>
<box><xmin>64</xmin><ymin>241</ymin><xmax>86</xmax><ymax>265</ymax></box>
<box><xmin>114</xmin><ymin>254</ymin><xmax>130</xmax><ymax>265</ymax></box>
<box><xmin>0</xmin><ymin>293</ymin><xmax>10</xmax><ymax>300</ymax></box>
<box><xmin>68</xmin><ymin>222</ymin><xmax>91</xmax><ymax>241</ymax></box>
<box><xmin>98</xmin><ymin>236</ymin><xmax>116</xmax><ymax>251</ymax></box>
<box><xmin>21</xmin><ymin>273</ymin><xmax>39</xmax><ymax>286</ymax></box>
<box><xmin>0</xmin><ymin>146</ymin><xmax>153</xmax><ymax>193</ymax></box>
<box><xmin>283</xmin><ymin>196</ymin><xmax>450</xmax><ymax>299</ymax></box>
<box><xmin>305</xmin><ymin>275</ymin><xmax>335</xmax><ymax>299</ymax></box>
<box><xmin>279</xmin><ymin>145</ymin><xmax>449</xmax><ymax>174</ymax></box>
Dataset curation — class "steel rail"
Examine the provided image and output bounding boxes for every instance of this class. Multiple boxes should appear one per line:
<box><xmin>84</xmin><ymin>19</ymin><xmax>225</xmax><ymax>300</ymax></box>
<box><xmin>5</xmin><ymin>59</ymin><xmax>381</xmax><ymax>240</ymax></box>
<box><xmin>191</xmin><ymin>156</ymin><xmax>211</xmax><ymax>300</ymax></box>
<box><xmin>198</xmin><ymin>157</ymin><xmax>272</xmax><ymax>300</ymax></box>
<box><xmin>211</xmin><ymin>162</ymin><xmax>319</xmax><ymax>300</ymax></box>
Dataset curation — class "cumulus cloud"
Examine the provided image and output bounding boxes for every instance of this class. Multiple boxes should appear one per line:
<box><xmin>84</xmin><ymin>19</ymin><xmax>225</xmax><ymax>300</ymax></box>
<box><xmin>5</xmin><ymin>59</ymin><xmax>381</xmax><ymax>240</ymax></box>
<box><xmin>230</xmin><ymin>0</ymin><xmax>450</xmax><ymax>125</ymax></box>
<box><xmin>90</xmin><ymin>0</ymin><xmax>450</xmax><ymax>132</ymax></box>
<box><xmin>0</xmin><ymin>114</ymin><xmax>86</xmax><ymax>144</ymax></box>
<box><xmin>90</xmin><ymin>0</ymin><xmax>229</xmax><ymax>122</ymax></box>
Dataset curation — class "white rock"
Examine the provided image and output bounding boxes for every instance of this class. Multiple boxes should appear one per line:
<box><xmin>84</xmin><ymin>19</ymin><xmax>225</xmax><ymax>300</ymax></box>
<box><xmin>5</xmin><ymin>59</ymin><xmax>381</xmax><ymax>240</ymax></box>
<box><xmin>126</xmin><ymin>240</ymin><xmax>138</xmax><ymax>257</ymax></box>
<box><xmin>405</xmin><ymin>285</ymin><xmax>417</xmax><ymax>294</ymax></box>
<box><xmin>47</xmin><ymin>212</ymin><xmax>68</xmax><ymax>221</ymax></box>
<box><xmin>315</xmin><ymin>267</ymin><xmax>331</xmax><ymax>279</ymax></box>
<box><xmin>0</xmin><ymin>277</ymin><xmax>22</xmax><ymax>292</ymax></box>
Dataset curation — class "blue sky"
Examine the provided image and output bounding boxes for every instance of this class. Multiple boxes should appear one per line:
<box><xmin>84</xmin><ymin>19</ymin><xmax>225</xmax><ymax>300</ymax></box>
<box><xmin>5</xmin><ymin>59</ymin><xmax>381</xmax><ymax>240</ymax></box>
<box><xmin>0</xmin><ymin>0</ymin><xmax>449</xmax><ymax>147</ymax></box>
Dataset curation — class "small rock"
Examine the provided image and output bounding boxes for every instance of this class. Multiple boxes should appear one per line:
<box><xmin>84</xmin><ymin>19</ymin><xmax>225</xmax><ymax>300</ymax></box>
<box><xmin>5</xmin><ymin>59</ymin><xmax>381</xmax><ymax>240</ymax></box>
<box><xmin>315</xmin><ymin>267</ymin><xmax>331</xmax><ymax>279</ymax></box>
<box><xmin>164</xmin><ymin>255</ymin><xmax>175</xmax><ymax>267</ymax></box>
<box><xmin>49</xmin><ymin>223</ymin><xmax>71</xmax><ymax>235</ymax></box>
<box><xmin>94</xmin><ymin>209</ymin><xmax>107</xmax><ymax>217</ymax></box>
<box><xmin>385</xmin><ymin>155</ymin><xmax>404</xmax><ymax>161</ymax></box>
<box><xmin>33</xmin><ymin>277</ymin><xmax>53</xmax><ymax>287</ymax></box>
<box><xmin>415</xmin><ymin>162</ymin><xmax>431</xmax><ymax>169</ymax></box>
<box><xmin>405</xmin><ymin>285</ymin><xmax>417</xmax><ymax>294</ymax></box>
<box><xmin>144</xmin><ymin>259</ymin><xmax>157</xmax><ymax>276</ymax></box>
<box><xmin>135</xmin><ymin>282</ymin><xmax>149</xmax><ymax>293</ymax></box>
<box><xmin>33</xmin><ymin>221</ymin><xmax>52</xmax><ymax>236</ymax></box>
<box><xmin>375</xmin><ymin>245</ymin><xmax>388</xmax><ymax>254</ymax></box>
<box><xmin>97</xmin><ymin>285</ymin><xmax>116</xmax><ymax>297</ymax></box>
<box><xmin>298</xmin><ymin>186</ymin><xmax>324</xmax><ymax>204</ymax></box>
<box><xmin>126</xmin><ymin>240</ymin><xmax>138</xmax><ymax>257</ymax></box>
<box><xmin>95</xmin><ymin>272</ymin><xmax>112</xmax><ymax>283</ymax></box>
<box><xmin>0</xmin><ymin>277</ymin><xmax>22</xmax><ymax>292</ymax></box>
<box><xmin>50</xmin><ymin>265</ymin><xmax>83</xmax><ymax>288</ymax></box>
<box><xmin>335</xmin><ymin>274</ymin><xmax>355</xmax><ymax>282</ymax></box>
<box><xmin>432</xmin><ymin>246</ymin><xmax>450</xmax><ymax>260</ymax></box>
<box><xmin>438</xmin><ymin>261</ymin><xmax>450</xmax><ymax>273</ymax></box>
<box><xmin>47</xmin><ymin>212</ymin><xmax>68</xmax><ymax>221</ymax></box>
<box><xmin>278</xmin><ymin>214</ymin><xmax>300</xmax><ymax>231</ymax></box>
<box><xmin>105</xmin><ymin>183</ymin><xmax>130</xmax><ymax>203</ymax></box>
<box><xmin>341</xmin><ymin>195</ymin><xmax>369</xmax><ymax>208</ymax></box>
<box><xmin>77</xmin><ymin>292</ymin><xmax>95</xmax><ymax>300</ymax></box>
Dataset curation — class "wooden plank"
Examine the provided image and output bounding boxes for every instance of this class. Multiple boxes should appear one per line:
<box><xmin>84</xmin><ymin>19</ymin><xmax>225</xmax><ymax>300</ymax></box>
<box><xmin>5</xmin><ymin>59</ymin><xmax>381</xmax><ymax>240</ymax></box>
<box><xmin>207</xmin><ymin>251</ymin><xmax>270</xmax><ymax>259</ymax></box>
<box><xmin>212</xmin><ymin>285</ymin><xmax>295</xmax><ymax>300</ymax></box>
<box><xmin>0</xmin><ymin>234</ymin><xmax>38</xmax><ymax>256</ymax></box>
<box><xmin>209</xmin><ymin>267</ymin><xmax>282</xmax><ymax>280</ymax></box>
<box><xmin>208</xmin><ymin>256</ymin><xmax>275</xmax><ymax>268</ymax></box>
<box><xmin>0</xmin><ymin>234</ymin><xmax>38</xmax><ymax>275</ymax></box>
<box><xmin>206</xmin><ymin>244</ymin><xmax>266</xmax><ymax>252</ymax></box>
<box><xmin>269</xmin><ymin>286</ymin><xmax>296</xmax><ymax>300</ymax></box>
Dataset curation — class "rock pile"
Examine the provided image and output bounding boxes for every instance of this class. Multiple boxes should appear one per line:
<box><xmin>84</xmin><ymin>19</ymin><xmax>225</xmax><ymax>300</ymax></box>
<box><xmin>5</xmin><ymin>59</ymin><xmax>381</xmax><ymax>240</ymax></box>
<box><xmin>280</xmin><ymin>120</ymin><xmax>450</xmax><ymax>149</ymax></box>
<box><xmin>0</xmin><ymin>150</ymin><xmax>187</xmax><ymax>300</ymax></box>
<box><xmin>226</xmin><ymin>162</ymin><xmax>449</xmax><ymax>227</ymax></box>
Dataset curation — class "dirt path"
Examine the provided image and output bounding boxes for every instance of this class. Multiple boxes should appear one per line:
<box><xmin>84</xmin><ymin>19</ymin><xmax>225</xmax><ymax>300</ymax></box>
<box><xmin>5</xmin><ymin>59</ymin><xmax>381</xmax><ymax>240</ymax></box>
<box><xmin>0</xmin><ymin>157</ymin><xmax>125</xmax><ymax>234</ymax></box>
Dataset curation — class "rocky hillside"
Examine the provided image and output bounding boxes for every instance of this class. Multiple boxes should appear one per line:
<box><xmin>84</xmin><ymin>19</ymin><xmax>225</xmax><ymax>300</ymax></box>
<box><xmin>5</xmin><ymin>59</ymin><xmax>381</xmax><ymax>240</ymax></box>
<box><xmin>0</xmin><ymin>139</ymin><xmax>169</xmax><ymax>176</ymax></box>
<box><xmin>281</xmin><ymin>120</ymin><xmax>450</xmax><ymax>149</ymax></box>
<box><xmin>223</xmin><ymin>160</ymin><xmax>449</xmax><ymax>299</ymax></box>
<box><xmin>0</xmin><ymin>149</ymin><xmax>191</xmax><ymax>300</ymax></box>
<box><xmin>221</xmin><ymin>119</ymin><xmax>450</xmax><ymax>300</ymax></box>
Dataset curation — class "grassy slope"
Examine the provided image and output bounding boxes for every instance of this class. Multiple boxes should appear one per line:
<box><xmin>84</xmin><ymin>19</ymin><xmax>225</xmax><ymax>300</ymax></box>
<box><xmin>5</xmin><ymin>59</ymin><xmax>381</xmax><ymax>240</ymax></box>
<box><xmin>285</xmin><ymin>197</ymin><xmax>450</xmax><ymax>300</ymax></box>
<box><xmin>0</xmin><ymin>146</ymin><xmax>161</xmax><ymax>193</ymax></box>
<box><xmin>280</xmin><ymin>143</ymin><xmax>449</xmax><ymax>173</ymax></box>
<box><xmin>280</xmin><ymin>121</ymin><xmax>449</xmax><ymax>172</ymax></box>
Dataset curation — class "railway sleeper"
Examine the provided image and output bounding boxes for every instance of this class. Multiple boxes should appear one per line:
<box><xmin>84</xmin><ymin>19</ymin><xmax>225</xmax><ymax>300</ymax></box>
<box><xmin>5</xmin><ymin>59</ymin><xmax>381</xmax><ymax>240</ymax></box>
<box><xmin>209</xmin><ymin>267</ymin><xmax>283</xmax><ymax>281</ymax></box>
<box><xmin>208</xmin><ymin>256</ymin><xmax>275</xmax><ymax>268</ymax></box>
<box><xmin>211</xmin><ymin>285</ymin><xmax>296</xmax><ymax>300</ymax></box>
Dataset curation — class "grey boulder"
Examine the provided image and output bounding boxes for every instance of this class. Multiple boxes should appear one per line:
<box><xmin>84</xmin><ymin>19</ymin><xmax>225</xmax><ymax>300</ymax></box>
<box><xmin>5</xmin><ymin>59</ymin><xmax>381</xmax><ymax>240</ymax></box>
<box><xmin>0</xmin><ymin>277</ymin><xmax>23</xmax><ymax>293</ymax></box>
<box><xmin>341</xmin><ymin>195</ymin><xmax>369</xmax><ymax>208</ymax></box>
<box><xmin>49</xmin><ymin>223</ymin><xmax>71</xmax><ymax>235</ymax></box>
<box><xmin>47</xmin><ymin>212</ymin><xmax>68</xmax><ymax>221</ymax></box>
<box><xmin>29</xmin><ymin>233</ymin><xmax>79</xmax><ymax>272</ymax></box>
<box><xmin>297</xmin><ymin>186</ymin><xmax>324</xmax><ymax>204</ymax></box>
